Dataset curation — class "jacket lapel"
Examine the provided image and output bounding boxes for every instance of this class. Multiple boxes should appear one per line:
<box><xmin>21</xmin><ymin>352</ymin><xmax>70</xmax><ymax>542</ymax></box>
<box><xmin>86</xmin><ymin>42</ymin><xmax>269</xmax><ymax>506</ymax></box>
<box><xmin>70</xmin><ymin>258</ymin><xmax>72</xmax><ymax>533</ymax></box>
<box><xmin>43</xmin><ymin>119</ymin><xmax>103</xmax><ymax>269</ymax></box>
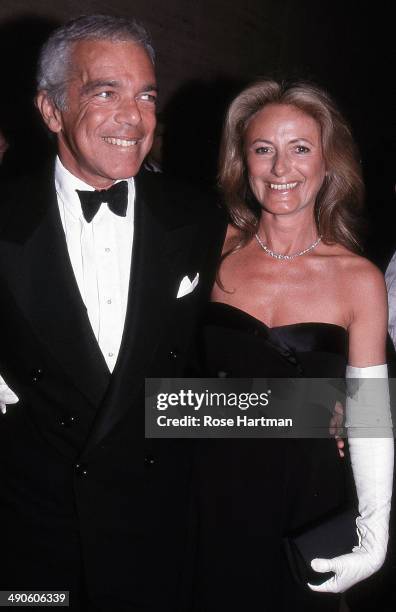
<box><xmin>81</xmin><ymin>171</ymin><xmax>198</xmax><ymax>456</ymax></box>
<box><xmin>0</xmin><ymin>167</ymin><xmax>110</xmax><ymax>407</ymax></box>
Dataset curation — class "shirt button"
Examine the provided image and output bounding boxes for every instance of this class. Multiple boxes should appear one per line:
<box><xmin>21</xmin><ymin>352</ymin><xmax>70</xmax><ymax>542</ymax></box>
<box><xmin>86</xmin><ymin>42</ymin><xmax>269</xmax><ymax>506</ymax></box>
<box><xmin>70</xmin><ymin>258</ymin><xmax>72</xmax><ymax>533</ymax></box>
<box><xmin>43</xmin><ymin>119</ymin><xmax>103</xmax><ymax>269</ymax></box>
<box><xmin>31</xmin><ymin>368</ymin><xmax>44</xmax><ymax>383</ymax></box>
<box><xmin>107</xmin><ymin>299</ymin><xmax>112</xmax><ymax>304</ymax></box>
<box><xmin>75</xmin><ymin>462</ymin><xmax>88</xmax><ymax>477</ymax></box>
<box><xmin>60</xmin><ymin>415</ymin><xmax>78</xmax><ymax>428</ymax></box>
<box><xmin>105</xmin><ymin>248</ymin><xmax>111</xmax><ymax>253</ymax></box>
<box><xmin>108</xmin><ymin>352</ymin><xmax>114</xmax><ymax>358</ymax></box>
<box><xmin>144</xmin><ymin>455</ymin><xmax>156</xmax><ymax>467</ymax></box>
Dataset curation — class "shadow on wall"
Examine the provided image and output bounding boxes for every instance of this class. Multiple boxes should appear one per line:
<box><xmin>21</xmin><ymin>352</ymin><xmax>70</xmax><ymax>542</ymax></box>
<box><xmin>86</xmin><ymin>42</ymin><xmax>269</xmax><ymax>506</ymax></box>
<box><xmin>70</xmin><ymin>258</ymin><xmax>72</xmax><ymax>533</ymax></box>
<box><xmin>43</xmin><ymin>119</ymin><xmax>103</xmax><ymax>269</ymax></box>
<box><xmin>0</xmin><ymin>15</ymin><xmax>60</xmax><ymax>180</ymax></box>
<box><xmin>158</xmin><ymin>70</ymin><xmax>331</xmax><ymax>191</ymax></box>
<box><xmin>160</xmin><ymin>76</ymin><xmax>248</xmax><ymax>190</ymax></box>
<box><xmin>364</xmin><ymin>140</ymin><xmax>396</xmax><ymax>270</ymax></box>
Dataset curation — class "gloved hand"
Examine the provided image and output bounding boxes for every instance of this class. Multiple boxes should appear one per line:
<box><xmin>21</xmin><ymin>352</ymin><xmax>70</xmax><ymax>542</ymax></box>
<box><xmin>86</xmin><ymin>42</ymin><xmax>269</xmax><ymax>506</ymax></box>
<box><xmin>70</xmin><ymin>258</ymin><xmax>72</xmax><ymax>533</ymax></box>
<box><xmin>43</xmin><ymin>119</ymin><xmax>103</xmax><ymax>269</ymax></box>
<box><xmin>308</xmin><ymin>364</ymin><xmax>393</xmax><ymax>593</ymax></box>
<box><xmin>0</xmin><ymin>374</ymin><xmax>19</xmax><ymax>414</ymax></box>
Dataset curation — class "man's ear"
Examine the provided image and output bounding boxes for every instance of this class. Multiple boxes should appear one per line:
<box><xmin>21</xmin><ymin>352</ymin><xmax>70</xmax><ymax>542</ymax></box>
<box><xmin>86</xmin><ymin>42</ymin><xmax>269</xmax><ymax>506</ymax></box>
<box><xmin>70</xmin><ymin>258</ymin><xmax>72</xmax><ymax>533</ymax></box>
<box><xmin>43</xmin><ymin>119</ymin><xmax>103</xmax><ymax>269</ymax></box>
<box><xmin>36</xmin><ymin>91</ymin><xmax>63</xmax><ymax>134</ymax></box>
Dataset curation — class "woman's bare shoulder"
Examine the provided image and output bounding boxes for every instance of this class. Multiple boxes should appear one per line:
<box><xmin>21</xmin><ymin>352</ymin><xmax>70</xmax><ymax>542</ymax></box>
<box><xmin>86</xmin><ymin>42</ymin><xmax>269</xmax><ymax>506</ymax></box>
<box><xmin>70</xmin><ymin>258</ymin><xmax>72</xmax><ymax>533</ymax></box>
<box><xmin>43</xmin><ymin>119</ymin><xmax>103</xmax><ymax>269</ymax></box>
<box><xmin>324</xmin><ymin>244</ymin><xmax>384</xmax><ymax>286</ymax></box>
<box><xmin>342</xmin><ymin>252</ymin><xmax>384</xmax><ymax>289</ymax></box>
<box><xmin>320</xmin><ymin>245</ymin><xmax>386</xmax><ymax>319</ymax></box>
<box><xmin>338</xmin><ymin>252</ymin><xmax>387</xmax><ymax>319</ymax></box>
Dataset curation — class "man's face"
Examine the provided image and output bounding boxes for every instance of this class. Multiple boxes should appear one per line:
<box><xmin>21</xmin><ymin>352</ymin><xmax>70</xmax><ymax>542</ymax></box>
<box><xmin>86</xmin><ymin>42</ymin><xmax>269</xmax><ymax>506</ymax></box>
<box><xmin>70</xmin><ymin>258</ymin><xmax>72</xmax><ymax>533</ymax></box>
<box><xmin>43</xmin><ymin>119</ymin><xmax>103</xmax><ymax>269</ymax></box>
<box><xmin>38</xmin><ymin>39</ymin><xmax>157</xmax><ymax>189</ymax></box>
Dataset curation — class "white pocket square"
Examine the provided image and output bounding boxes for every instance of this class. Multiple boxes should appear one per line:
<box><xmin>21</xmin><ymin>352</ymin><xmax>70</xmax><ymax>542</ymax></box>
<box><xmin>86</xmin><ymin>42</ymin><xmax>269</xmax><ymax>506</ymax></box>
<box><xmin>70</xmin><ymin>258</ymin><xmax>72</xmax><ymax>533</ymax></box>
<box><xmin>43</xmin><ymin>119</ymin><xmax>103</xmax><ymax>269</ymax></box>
<box><xmin>0</xmin><ymin>374</ymin><xmax>19</xmax><ymax>415</ymax></box>
<box><xmin>177</xmin><ymin>273</ymin><xmax>199</xmax><ymax>298</ymax></box>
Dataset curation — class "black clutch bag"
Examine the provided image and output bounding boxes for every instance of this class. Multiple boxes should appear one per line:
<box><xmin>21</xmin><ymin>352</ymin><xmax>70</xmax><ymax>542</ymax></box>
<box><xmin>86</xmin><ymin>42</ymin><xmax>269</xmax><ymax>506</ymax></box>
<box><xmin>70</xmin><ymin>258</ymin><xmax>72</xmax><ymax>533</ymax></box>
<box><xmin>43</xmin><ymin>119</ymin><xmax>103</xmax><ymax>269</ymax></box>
<box><xmin>283</xmin><ymin>508</ymin><xmax>358</xmax><ymax>587</ymax></box>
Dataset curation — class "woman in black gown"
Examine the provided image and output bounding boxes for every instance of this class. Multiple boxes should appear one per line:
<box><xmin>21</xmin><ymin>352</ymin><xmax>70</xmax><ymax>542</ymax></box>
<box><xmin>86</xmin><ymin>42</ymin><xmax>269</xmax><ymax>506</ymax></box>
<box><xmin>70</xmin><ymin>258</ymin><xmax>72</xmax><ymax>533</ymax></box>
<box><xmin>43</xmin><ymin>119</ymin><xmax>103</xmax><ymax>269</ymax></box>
<box><xmin>193</xmin><ymin>81</ymin><xmax>393</xmax><ymax>611</ymax></box>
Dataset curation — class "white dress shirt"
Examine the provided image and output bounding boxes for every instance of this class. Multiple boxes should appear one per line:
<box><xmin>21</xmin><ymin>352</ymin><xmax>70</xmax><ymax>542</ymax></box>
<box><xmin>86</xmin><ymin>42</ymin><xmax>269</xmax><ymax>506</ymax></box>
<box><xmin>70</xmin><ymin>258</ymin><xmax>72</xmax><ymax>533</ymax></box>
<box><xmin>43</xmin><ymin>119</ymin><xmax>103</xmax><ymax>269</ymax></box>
<box><xmin>0</xmin><ymin>157</ymin><xmax>135</xmax><ymax>409</ymax></box>
<box><xmin>385</xmin><ymin>251</ymin><xmax>396</xmax><ymax>348</ymax></box>
<box><xmin>55</xmin><ymin>157</ymin><xmax>135</xmax><ymax>372</ymax></box>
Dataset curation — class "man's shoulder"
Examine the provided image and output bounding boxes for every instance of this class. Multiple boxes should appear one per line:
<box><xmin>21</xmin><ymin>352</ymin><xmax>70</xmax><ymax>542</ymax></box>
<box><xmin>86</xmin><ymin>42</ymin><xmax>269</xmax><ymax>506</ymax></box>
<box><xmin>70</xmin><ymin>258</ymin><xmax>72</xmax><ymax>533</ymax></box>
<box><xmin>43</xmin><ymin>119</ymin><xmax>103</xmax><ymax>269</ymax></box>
<box><xmin>0</xmin><ymin>161</ymin><xmax>55</xmax><ymax>236</ymax></box>
<box><xmin>0</xmin><ymin>174</ymin><xmax>30</xmax><ymax>232</ymax></box>
<box><xmin>135</xmin><ymin>169</ymin><xmax>227</xmax><ymax>229</ymax></box>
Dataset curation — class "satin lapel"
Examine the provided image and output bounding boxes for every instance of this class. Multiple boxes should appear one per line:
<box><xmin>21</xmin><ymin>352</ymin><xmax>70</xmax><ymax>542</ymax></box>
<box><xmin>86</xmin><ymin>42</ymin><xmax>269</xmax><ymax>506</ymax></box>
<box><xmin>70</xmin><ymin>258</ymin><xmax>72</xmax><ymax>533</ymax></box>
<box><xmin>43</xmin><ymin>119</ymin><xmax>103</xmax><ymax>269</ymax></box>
<box><xmin>0</xmin><ymin>169</ymin><xmax>110</xmax><ymax>407</ymax></box>
<box><xmin>81</xmin><ymin>174</ymin><xmax>194</xmax><ymax>456</ymax></box>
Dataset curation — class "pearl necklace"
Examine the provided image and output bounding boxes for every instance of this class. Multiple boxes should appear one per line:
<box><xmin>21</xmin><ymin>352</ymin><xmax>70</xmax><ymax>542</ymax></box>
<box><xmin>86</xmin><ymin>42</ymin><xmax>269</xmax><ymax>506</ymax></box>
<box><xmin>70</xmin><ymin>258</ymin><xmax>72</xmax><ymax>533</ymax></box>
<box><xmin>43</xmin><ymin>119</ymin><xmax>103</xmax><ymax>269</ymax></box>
<box><xmin>255</xmin><ymin>233</ymin><xmax>322</xmax><ymax>261</ymax></box>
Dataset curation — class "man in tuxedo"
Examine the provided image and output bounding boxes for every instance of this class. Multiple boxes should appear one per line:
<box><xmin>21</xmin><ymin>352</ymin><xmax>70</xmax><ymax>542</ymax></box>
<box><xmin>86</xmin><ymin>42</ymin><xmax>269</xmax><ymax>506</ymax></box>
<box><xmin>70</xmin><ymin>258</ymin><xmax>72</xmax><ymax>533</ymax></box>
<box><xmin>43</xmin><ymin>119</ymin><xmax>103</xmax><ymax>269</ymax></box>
<box><xmin>0</xmin><ymin>15</ymin><xmax>224</xmax><ymax>611</ymax></box>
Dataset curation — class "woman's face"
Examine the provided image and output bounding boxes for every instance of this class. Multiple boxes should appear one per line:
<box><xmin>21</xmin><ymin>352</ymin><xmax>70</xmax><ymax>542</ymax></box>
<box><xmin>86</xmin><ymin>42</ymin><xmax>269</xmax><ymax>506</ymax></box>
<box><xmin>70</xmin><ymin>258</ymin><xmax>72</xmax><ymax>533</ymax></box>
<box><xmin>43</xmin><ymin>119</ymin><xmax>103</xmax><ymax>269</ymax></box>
<box><xmin>244</xmin><ymin>103</ymin><xmax>326</xmax><ymax>217</ymax></box>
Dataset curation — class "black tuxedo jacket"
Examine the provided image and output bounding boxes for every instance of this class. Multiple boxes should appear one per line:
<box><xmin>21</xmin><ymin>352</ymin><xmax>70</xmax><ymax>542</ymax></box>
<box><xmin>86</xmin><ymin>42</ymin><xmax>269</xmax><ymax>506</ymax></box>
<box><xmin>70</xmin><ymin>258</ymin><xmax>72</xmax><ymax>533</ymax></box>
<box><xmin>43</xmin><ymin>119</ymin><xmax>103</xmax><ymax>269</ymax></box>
<box><xmin>0</xmin><ymin>164</ymin><xmax>226</xmax><ymax>611</ymax></box>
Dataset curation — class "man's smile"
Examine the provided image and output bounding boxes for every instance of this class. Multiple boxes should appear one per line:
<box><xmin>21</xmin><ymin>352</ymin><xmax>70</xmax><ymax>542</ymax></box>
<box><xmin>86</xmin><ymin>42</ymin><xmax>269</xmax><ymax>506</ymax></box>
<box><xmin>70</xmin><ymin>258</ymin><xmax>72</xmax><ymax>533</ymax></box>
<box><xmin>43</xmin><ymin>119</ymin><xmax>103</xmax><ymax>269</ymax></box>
<box><xmin>102</xmin><ymin>137</ymin><xmax>141</xmax><ymax>147</ymax></box>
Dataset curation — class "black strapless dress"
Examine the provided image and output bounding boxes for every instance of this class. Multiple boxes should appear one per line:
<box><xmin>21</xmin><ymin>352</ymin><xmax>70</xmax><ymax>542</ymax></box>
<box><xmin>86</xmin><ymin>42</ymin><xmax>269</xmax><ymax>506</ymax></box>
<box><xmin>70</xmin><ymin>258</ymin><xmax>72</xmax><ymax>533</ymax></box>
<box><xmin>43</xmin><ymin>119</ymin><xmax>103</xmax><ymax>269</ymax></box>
<box><xmin>193</xmin><ymin>302</ymin><xmax>349</xmax><ymax>612</ymax></box>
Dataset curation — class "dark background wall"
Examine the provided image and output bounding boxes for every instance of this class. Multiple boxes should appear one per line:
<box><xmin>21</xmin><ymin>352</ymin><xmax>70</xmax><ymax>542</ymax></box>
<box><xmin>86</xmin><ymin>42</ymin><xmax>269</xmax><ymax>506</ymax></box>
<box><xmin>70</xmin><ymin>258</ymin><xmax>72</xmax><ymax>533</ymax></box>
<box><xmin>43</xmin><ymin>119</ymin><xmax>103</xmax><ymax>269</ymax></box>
<box><xmin>0</xmin><ymin>0</ymin><xmax>394</xmax><ymax>264</ymax></box>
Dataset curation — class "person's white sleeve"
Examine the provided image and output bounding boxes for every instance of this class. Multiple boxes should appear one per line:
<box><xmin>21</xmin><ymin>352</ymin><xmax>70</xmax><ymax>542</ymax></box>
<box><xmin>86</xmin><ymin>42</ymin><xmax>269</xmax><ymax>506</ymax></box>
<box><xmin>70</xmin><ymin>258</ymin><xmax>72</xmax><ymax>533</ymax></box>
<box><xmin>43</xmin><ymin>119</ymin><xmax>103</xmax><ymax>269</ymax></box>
<box><xmin>308</xmin><ymin>364</ymin><xmax>393</xmax><ymax>593</ymax></box>
<box><xmin>385</xmin><ymin>253</ymin><xmax>396</xmax><ymax>347</ymax></box>
<box><xmin>0</xmin><ymin>374</ymin><xmax>19</xmax><ymax>414</ymax></box>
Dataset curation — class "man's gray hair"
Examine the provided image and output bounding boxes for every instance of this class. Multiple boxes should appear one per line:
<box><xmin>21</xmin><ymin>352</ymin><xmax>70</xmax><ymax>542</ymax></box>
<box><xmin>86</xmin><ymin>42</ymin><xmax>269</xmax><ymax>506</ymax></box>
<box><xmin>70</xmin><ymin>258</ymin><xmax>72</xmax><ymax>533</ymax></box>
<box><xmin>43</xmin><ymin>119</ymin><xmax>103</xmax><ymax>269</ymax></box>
<box><xmin>37</xmin><ymin>14</ymin><xmax>155</xmax><ymax>110</ymax></box>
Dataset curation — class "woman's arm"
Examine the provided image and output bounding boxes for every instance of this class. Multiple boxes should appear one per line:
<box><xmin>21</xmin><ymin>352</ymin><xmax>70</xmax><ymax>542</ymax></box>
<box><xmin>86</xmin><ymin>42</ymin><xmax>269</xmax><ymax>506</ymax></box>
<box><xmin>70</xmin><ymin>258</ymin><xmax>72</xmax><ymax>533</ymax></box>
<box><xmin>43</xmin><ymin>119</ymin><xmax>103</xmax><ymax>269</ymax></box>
<box><xmin>348</xmin><ymin>261</ymin><xmax>388</xmax><ymax>367</ymax></box>
<box><xmin>309</xmin><ymin>261</ymin><xmax>394</xmax><ymax>593</ymax></box>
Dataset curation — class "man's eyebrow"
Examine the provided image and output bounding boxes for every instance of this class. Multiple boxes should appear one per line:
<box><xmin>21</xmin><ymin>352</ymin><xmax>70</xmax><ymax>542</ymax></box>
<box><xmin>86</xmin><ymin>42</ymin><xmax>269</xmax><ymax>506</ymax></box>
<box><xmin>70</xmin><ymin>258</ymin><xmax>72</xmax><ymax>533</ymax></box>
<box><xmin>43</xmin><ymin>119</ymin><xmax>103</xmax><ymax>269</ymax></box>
<box><xmin>80</xmin><ymin>80</ymin><xmax>120</xmax><ymax>95</ymax></box>
<box><xmin>138</xmin><ymin>83</ymin><xmax>158</xmax><ymax>93</ymax></box>
<box><xmin>80</xmin><ymin>80</ymin><xmax>158</xmax><ymax>96</ymax></box>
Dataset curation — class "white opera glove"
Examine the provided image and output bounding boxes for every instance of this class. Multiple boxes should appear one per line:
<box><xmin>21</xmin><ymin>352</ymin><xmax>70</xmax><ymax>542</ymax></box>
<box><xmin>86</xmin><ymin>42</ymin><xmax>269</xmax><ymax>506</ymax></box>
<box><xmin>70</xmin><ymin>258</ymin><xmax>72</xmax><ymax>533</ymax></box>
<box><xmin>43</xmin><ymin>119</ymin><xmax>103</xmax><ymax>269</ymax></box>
<box><xmin>309</xmin><ymin>364</ymin><xmax>394</xmax><ymax>593</ymax></box>
<box><xmin>0</xmin><ymin>374</ymin><xmax>19</xmax><ymax>414</ymax></box>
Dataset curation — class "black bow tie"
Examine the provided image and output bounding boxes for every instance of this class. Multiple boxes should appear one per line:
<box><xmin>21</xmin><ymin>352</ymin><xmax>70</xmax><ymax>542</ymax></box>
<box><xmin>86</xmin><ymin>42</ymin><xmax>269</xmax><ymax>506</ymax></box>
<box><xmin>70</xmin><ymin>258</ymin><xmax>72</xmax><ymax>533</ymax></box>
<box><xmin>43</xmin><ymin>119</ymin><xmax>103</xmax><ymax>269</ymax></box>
<box><xmin>76</xmin><ymin>181</ymin><xmax>128</xmax><ymax>223</ymax></box>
